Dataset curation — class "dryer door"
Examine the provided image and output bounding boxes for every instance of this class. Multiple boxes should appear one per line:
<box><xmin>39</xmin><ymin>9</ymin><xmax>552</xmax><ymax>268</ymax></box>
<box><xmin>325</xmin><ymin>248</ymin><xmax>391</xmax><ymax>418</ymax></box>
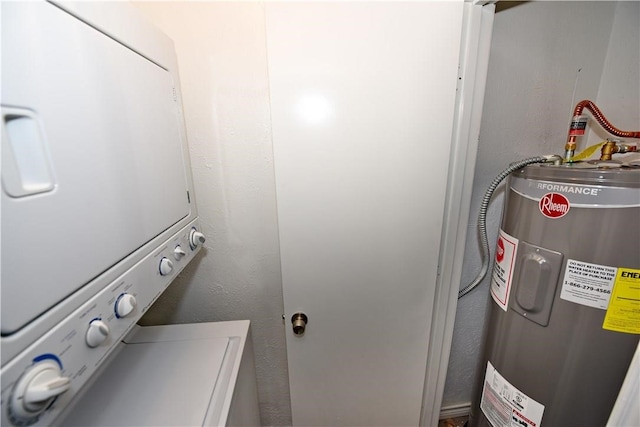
<box><xmin>1</xmin><ymin>2</ymin><xmax>190</xmax><ymax>334</ymax></box>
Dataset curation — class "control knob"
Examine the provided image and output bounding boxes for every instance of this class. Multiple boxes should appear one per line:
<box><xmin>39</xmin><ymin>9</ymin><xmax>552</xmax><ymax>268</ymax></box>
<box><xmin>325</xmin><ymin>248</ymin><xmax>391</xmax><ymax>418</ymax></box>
<box><xmin>86</xmin><ymin>318</ymin><xmax>110</xmax><ymax>348</ymax></box>
<box><xmin>159</xmin><ymin>257</ymin><xmax>174</xmax><ymax>276</ymax></box>
<box><xmin>9</xmin><ymin>358</ymin><xmax>71</xmax><ymax>423</ymax></box>
<box><xmin>115</xmin><ymin>293</ymin><xmax>137</xmax><ymax>318</ymax></box>
<box><xmin>173</xmin><ymin>245</ymin><xmax>187</xmax><ymax>260</ymax></box>
<box><xmin>189</xmin><ymin>228</ymin><xmax>206</xmax><ymax>250</ymax></box>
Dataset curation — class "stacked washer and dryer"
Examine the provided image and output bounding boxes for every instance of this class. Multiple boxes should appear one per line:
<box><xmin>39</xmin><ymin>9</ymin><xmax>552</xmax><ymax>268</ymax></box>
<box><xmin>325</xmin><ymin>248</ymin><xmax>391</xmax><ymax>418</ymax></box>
<box><xmin>1</xmin><ymin>2</ymin><xmax>259</xmax><ymax>426</ymax></box>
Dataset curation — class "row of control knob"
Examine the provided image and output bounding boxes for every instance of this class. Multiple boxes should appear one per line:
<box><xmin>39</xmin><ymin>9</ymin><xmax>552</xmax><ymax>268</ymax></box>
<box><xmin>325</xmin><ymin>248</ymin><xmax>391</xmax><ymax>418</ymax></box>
<box><xmin>87</xmin><ymin>230</ymin><xmax>207</xmax><ymax>349</ymax></box>
<box><xmin>11</xmin><ymin>274</ymin><xmax>144</xmax><ymax>420</ymax></box>
<box><xmin>159</xmin><ymin>245</ymin><xmax>185</xmax><ymax>275</ymax></box>
<box><xmin>8</xmin><ymin>226</ymin><xmax>207</xmax><ymax>426</ymax></box>
<box><xmin>158</xmin><ymin>229</ymin><xmax>206</xmax><ymax>276</ymax></box>
<box><xmin>85</xmin><ymin>292</ymin><xmax>138</xmax><ymax>348</ymax></box>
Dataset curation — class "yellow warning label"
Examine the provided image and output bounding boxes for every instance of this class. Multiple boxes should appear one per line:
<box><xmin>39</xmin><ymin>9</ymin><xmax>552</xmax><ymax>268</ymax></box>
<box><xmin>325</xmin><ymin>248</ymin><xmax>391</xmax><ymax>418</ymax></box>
<box><xmin>603</xmin><ymin>268</ymin><xmax>640</xmax><ymax>334</ymax></box>
<box><xmin>571</xmin><ymin>141</ymin><xmax>607</xmax><ymax>162</ymax></box>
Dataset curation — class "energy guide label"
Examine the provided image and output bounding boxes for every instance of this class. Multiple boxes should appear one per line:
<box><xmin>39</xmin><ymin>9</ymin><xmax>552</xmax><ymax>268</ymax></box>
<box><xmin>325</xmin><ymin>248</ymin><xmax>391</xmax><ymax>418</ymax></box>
<box><xmin>560</xmin><ymin>259</ymin><xmax>616</xmax><ymax>309</ymax></box>
<box><xmin>603</xmin><ymin>267</ymin><xmax>640</xmax><ymax>334</ymax></box>
<box><xmin>480</xmin><ymin>361</ymin><xmax>544</xmax><ymax>427</ymax></box>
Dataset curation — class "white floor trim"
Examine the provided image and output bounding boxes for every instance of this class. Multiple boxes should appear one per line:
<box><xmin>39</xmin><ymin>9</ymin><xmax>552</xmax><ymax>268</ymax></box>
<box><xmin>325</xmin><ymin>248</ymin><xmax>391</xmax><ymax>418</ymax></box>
<box><xmin>439</xmin><ymin>402</ymin><xmax>471</xmax><ymax>420</ymax></box>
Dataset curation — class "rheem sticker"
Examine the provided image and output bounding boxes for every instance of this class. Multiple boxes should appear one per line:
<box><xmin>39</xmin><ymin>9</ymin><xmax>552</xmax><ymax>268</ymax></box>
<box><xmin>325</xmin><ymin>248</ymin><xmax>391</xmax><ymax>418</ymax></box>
<box><xmin>491</xmin><ymin>230</ymin><xmax>518</xmax><ymax>311</ymax></box>
<box><xmin>539</xmin><ymin>192</ymin><xmax>570</xmax><ymax>219</ymax></box>
<box><xmin>496</xmin><ymin>238</ymin><xmax>505</xmax><ymax>263</ymax></box>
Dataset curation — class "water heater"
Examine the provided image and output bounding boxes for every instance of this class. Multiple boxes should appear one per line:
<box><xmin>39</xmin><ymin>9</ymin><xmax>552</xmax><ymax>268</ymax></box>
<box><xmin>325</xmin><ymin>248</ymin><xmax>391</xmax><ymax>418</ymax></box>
<box><xmin>468</xmin><ymin>162</ymin><xmax>640</xmax><ymax>427</ymax></box>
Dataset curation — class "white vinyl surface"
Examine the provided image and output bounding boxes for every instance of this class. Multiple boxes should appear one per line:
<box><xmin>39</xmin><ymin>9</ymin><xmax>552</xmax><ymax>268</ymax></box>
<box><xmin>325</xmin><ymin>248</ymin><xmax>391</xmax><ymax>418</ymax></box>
<box><xmin>1</xmin><ymin>1</ymin><xmax>190</xmax><ymax>334</ymax></box>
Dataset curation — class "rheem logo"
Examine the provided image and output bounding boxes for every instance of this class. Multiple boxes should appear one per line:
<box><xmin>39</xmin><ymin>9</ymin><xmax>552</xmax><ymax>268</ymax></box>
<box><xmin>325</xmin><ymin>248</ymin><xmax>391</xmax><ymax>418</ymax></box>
<box><xmin>539</xmin><ymin>192</ymin><xmax>570</xmax><ymax>218</ymax></box>
<box><xmin>496</xmin><ymin>238</ymin><xmax>505</xmax><ymax>263</ymax></box>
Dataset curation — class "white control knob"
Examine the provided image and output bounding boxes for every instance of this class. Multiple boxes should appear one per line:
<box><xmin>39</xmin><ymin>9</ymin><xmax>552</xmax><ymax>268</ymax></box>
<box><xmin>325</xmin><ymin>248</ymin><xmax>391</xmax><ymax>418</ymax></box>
<box><xmin>173</xmin><ymin>245</ymin><xmax>187</xmax><ymax>260</ymax></box>
<box><xmin>189</xmin><ymin>229</ymin><xmax>206</xmax><ymax>249</ymax></box>
<box><xmin>115</xmin><ymin>293</ymin><xmax>137</xmax><ymax>318</ymax></box>
<box><xmin>159</xmin><ymin>257</ymin><xmax>174</xmax><ymax>276</ymax></box>
<box><xmin>86</xmin><ymin>319</ymin><xmax>110</xmax><ymax>348</ymax></box>
<box><xmin>9</xmin><ymin>359</ymin><xmax>71</xmax><ymax>422</ymax></box>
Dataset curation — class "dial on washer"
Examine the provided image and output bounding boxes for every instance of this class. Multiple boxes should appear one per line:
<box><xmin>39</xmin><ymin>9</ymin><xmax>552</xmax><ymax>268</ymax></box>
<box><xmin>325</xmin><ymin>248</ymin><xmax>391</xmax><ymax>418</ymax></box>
<box><xmin>115</xmin><ymin>293</ymin><xmax>137</xmax><ymax>318</ymax></box>
<box><xmin>189</xmin><ymin>229</ymin><xmax>206</xmax><ymax>249</ymax></box>
<box><xmin>159</xmin><ymin>257</ymin><xmax>174</xmax><ymax>276</ymax></box>
<box><xmin>85</xmin><ymin>319</ymin><xmax>110</xmax><ymax>348</ymax></box>
<box><xmin>9</xmin><ymin>359</ymin><xmax>71</xmax><ymax>423</ymax></box>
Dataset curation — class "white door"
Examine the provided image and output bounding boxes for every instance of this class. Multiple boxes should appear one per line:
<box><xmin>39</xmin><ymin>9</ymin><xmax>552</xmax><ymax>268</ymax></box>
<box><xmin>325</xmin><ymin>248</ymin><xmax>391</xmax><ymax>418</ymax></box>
<box><xmin>266</xmin><ymin>3</ymin><xmax>465</xmax><ymax>425</ymax></box>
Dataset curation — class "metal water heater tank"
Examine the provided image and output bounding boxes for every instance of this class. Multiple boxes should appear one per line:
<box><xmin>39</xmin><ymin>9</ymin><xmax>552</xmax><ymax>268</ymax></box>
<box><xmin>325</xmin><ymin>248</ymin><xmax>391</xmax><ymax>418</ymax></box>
<box><xmin>468</xmin><ymin>163</ymin><xmax>640</xmax><ymax>427</ymax></box>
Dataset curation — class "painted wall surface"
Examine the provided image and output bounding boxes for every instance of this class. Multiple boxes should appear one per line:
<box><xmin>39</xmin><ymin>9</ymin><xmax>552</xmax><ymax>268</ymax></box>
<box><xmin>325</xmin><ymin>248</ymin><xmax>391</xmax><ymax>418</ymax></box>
<box><xmin>442</xmin><ymin>0</ymin><xmax>637</xmax><ymax>408</ymax></box>
<box><xmin>586</xmin><ymin>1</ymin><xmax>640</xmax><ymax>153</ymax></box>
<box><xmin>131</xmin><ymin>3</ymin><xmax>291</xmax><ymax>426</ymax></box>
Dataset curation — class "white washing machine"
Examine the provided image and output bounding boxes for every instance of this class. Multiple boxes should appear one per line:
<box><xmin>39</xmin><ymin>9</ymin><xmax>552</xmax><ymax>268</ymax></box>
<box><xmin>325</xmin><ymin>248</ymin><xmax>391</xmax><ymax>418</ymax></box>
<box><xmin>61</xmin><ymin>321</ymin><xmax>260</xmax><ymax>427</ymax></box>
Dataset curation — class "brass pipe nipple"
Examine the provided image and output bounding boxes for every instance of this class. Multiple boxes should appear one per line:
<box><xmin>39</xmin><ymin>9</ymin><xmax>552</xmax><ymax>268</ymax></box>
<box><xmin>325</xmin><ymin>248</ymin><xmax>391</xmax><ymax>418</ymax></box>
<box><xmin>600</xmin><ymin>140</ymin><xmax>618</xmax><ymax>161</ymax></box>
<box><xmin>600</xmin><ymin>140</ymin><xmax>638</xmax><ymax>161</ymax></box>
<box><xmin>564</xmin><ymin>136</ymin><xmax>577</xmax><ymax>162</ymax></box>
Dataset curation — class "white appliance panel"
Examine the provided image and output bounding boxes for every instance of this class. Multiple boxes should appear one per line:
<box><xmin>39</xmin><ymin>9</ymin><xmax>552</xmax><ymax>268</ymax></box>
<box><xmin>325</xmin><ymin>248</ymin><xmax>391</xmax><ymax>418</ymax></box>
<box><xmin>1</xmin><ymin>1</ymin><xmax>190</xmax><ymax>334</ymax></box>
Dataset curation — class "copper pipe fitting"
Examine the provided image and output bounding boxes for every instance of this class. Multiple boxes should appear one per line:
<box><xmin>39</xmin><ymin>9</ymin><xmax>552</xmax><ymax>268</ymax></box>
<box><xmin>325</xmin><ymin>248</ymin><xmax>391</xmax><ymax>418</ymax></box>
<box><xmin>564</xmin><ymin>100</ymin><xmax>640</xmax><ymax>162</ymax></box>
<box><xmin>564</xmin><ymin>135</ymin><xmax>577</xmax><ymax>160</ymax></box>
<box><xmin>600</xmin><ymin>140</ymin><xmax>638</xmax><ymax>161</ymax></box>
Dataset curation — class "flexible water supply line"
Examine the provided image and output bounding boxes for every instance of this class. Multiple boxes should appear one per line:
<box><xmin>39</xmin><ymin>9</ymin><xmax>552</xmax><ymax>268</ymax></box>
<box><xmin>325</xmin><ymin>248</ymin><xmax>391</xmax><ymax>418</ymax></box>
<box><xmin>573</xmin><ymin>100</ymin><xmax>640</xmax><ymax>140</ymax></box>
<box><xmin>458</xmin><ymin>155</ymin><xmax>561</xmax><ymax>299</ymax></box>
<box><xmin>564</xmin><ymin>100</ymin><xmax>640</xmax><ymax>160</ymax></box>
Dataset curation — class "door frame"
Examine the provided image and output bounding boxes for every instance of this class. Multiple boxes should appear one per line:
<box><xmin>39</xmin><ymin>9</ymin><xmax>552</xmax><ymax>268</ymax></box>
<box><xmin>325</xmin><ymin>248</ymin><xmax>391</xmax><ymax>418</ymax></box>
<box><xmin>420</xmin><ymin>2</ymin><xmax>496</xmax><ymax>425</ymax></box>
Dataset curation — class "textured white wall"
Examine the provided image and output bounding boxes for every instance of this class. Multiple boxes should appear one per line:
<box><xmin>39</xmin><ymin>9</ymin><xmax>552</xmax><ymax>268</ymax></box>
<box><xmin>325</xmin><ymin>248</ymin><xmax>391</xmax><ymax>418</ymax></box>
<box><xmin>586</xmin><ymin>1</ymin><xmax>640</xmax><ymax>152</ymax></box>
<box><xmin>131</xmin><ymin>3</ymin><xmax>291</xmax><ymax>426</ymax></box>
<box><xmin>442</xmin><ymin>1</ymin><xmax>631</xmax><ymax>408</ymax></box>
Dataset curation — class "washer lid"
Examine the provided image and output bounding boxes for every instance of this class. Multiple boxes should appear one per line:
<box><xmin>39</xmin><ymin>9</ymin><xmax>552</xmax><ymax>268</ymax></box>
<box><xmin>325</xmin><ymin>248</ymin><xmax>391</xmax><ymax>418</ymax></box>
<box><xmin>64</xmin><ymin>337</ymin><xmax>232</xmax><ymax>426</ymax></box>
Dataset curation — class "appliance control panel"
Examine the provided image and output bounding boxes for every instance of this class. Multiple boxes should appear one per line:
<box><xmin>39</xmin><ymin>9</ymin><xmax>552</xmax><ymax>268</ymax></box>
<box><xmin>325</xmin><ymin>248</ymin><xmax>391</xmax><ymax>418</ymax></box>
<box><xmin>0</xmin><ymin>220</ymin><xmax>204</xmax><ymax>427</ymax></box>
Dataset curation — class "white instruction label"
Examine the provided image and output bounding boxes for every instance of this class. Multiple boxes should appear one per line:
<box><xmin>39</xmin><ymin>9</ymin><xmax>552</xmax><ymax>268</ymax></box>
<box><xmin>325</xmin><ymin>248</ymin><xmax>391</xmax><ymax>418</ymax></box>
<box><xmin>480</xmin><ymin>361</ymin><xmax>545</xmax><ymax>427</ymax></box>
<box><xmin>560</xmin><ymin>259</ymin><xmax>617</xmax><ymax>309</ymax></box>
<box><xmin>491</xmin><ymin>230</ymin><xmax>519</xmax><ymax>311</ymax></box>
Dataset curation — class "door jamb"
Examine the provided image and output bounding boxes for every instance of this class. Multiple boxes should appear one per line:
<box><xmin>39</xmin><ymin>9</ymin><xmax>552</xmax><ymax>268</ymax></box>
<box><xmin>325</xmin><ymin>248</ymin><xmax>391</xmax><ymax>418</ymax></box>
<box><xmin>420</xmin><ymin>3</ymin><xmax>496</xmax><ymax>425</ymax></box>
